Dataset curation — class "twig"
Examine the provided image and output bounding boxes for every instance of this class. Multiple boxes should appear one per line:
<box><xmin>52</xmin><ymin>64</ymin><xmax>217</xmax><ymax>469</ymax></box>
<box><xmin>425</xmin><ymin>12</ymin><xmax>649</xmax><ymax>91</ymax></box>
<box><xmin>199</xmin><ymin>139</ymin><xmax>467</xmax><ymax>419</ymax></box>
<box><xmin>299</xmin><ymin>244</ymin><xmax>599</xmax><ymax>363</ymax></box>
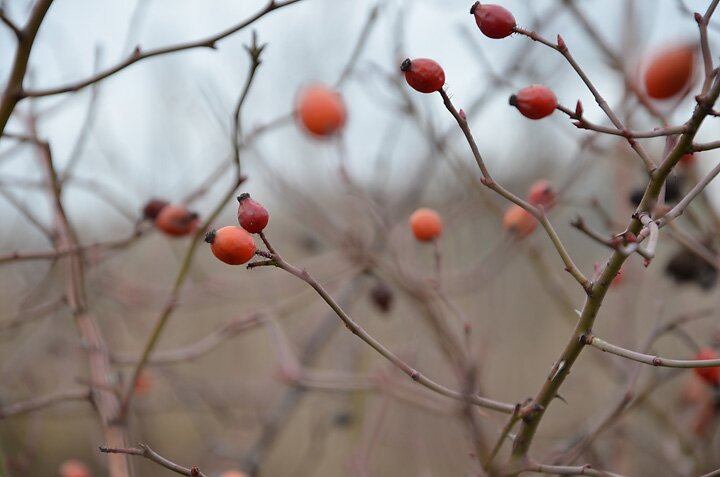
<box><xmin>252</xmin><ymin>235</ymin><xmax>516</xmax><ymax>415</ymax></box>
<box><xmin>111</xmin><ymin>313</ymin><xmax>266</xmax><ymax>366</ymax></box>
<box><xmin>438</xmin><ymin>88</ymin><xmax>590</xmax><ymax>292</ymax></box>
<box><xmin>695</xmin><ymin>0</ymin><xmax>720</xmax><ymax>94</ymax></box>
<box><xmin>582</xmin><ymin>334</ymin><xmax>720</xmax><ymax>368</ymax></box>
<box><xmin>117</xmin><ymin>36</ymin><xmax>266</xmax><ymax>420</ymax></box>
<box><xmin>524</xmin><ymin>462</ymin><xmax>625</xmax><ymax>477</ymax></box>
<box><xmin>691</xmin><ymin>139</ymin><xmax>720</xmax><ymax>152</ymax></box>
<box><xmin>570</xmin><ymin>215</ymin><xmax>652</xmax><ymax>261</ymax></box>
<box><xmin>20</xmin><ymin>0</ymin><xmax>302</xmax><ymax>99</ymax></box>
<box><xmin>561</xmin><ymin>0</ymin><xmax>668</xmax><ymax>124</ymax></box>
<box><xmin>556</xmin><ymin>104</ymin><xmax>684</xmax><ymax>138</ymax></box>
<box><xmin>99</xmin><ymin>444</ymin><xmax>208</xmax><ymax>477</ymax></box>
<box><xmin>0</xmin><ymin>8</ymin><xmax>22</xmax><ymax>38</ymax></box>
<box><xmin>514</xmin><ymin>27</ymin><xmax>655</xmax><ymax>170</ymax></box>
<box><xmin>0</xmin><ymin>229</ymin><xmax>146</xmax><ymax>266</ymax></box>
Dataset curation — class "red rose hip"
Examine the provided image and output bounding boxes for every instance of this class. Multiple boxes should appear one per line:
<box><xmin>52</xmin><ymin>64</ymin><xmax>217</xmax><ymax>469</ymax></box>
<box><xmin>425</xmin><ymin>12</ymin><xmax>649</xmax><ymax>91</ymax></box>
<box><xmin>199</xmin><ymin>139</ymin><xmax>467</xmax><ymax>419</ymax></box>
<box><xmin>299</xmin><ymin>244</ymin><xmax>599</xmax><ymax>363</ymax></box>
<box><xmin>237</xmin><ymin>193</ymin><xmax>269</xmax><ymax>233</ymax></box>
<box><xmin>509</xmin><ymin>85</ymin><xmax>557</xmax><ymax>119</ymax></box>
<box><xmin>400</xmin><ymin>58</ymin><xmax>445</xmax><ymax>93</ymax></box>
<box><xmin>470</xmin><ymin>2</ymin><xmax>516</xmax><ymax>39</ymax></box>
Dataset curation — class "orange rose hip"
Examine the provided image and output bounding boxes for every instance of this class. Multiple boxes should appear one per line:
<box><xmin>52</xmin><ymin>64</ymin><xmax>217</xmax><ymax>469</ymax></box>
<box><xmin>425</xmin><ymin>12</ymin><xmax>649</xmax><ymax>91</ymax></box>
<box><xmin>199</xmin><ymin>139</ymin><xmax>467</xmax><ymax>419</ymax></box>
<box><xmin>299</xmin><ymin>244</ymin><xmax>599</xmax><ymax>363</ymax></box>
<box><xmin>296</xmin><ymin>84</ymin><xmax>346</xmax><ymax>136</ymax></box>
<box><xmin>205</xmin><ymin>226</ymin><xmax>257</xmax><ymax>265</ymax></box>
<box><xmin>410</xmin><ymin>208</ymin><xmax>443</xmax><ymax>242</ymax></box>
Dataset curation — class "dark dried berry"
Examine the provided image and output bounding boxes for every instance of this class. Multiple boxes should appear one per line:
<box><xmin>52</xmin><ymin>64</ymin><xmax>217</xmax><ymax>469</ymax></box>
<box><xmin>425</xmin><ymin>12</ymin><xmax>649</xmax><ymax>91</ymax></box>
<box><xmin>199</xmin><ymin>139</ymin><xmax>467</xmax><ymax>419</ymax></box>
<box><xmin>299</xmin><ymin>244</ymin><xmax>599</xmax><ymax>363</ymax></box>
<box><xmin>142</xmin><ymin>198</ymin><xmax>169</xmax><ymax>220</ymax></box>
<box><xmin>665</xmin><ymin>247</ymin><xmax>718</xmax><ymax>290</ymax></box>
<box><xmin>370</xmin><ymin>282</ymin><xmax>394</xmax><ymax>313</ymax></box>
<box><xmin>629</xmin><ymin>175</ymin><xmax>684</xmax><ymax>207</ymax></box>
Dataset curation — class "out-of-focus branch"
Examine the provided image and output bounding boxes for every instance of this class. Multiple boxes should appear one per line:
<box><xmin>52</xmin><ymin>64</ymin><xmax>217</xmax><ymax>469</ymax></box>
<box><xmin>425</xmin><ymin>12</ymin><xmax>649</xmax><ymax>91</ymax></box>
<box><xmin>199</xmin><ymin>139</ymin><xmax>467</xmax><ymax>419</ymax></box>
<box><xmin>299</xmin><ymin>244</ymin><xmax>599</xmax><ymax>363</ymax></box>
<box><xmin>0</xmin><ymin>388</ymin><xmax>90</xmax><ymax>418</ymax></box>
<box><xmin>249</xmin><ymin>236</ymin><xmax>516</xmax><ymax>415</ymax></box>
<box><xmin>112</xmin><ymin>313</ymin><xmax>266</xmax><ymax>366</ymax></box>
<box><xmin>30</xmin><ymin>121</ymin><xmax>130</xmax><ymax>476</ymax></box>
<box><xmin>118</xmin><ymin>35</ymin><xmax>267</xmax><ymax>421</ymax></box>
<box><xmin>0</xmin><ymin>228</ymin><xmax>146</xmax><ymax>266</ymax></box>
<box><xmin>99</xmin><ymin>444</ymin><xmax>208</xmax><ymax>477</ymax></box>
<box><xmin>523</xmin><ymin>462</ymin><xmax>625</xmax><ymax>477</ymax></box>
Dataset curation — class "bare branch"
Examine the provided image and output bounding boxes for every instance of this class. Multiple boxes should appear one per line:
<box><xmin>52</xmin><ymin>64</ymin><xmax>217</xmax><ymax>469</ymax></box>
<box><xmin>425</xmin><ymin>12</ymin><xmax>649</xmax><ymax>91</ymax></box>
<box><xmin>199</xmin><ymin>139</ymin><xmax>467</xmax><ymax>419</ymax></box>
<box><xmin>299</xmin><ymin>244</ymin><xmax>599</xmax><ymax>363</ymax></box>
<box><xmin>582</xmin><ymin>334</ymin><xmax>720</xmax><ymax>368</ymax></box>
<box><xmin>21</xmin><ymin>0</ymin><xmax>302</xmax><ymax>99</ymax></box>
<box><xmin>99</xmin><ymin>444</ymin><xmax>208</xmax><ymax>477</ymax></box>
<box><xmin>0</xmin><ymin>388</ymin><xmax>90</xmax><ymax>418</ymax></box>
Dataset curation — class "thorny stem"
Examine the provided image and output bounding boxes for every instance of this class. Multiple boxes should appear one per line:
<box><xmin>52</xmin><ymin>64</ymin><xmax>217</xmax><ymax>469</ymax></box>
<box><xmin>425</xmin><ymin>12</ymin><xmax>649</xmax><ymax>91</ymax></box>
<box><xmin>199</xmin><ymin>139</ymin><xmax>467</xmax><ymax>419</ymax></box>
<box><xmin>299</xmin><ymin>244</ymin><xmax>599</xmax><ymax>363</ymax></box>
<box><xmin>506</xmin><ymin>32</ymin><xmax>720</xmax><ymax>472</ymax></box>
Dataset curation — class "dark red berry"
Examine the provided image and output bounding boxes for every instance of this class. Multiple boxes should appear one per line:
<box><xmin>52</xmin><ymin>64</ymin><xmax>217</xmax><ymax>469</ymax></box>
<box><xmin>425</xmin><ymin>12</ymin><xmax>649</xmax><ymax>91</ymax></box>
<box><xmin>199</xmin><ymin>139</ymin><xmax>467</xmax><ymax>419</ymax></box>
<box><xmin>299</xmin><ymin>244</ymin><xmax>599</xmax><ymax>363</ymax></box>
<box><xmin>237</xmin><ymin>193</ymin><xmax>269</xmax><ymax>234</ymax></box>
<box><xmin>400</xmin><ymin>58</ymin><xmax>445</xmax><ymax>94</ymax></box>
<box><xmin>370</xmin><ymin>282</ymin><xmax>394</xmax><ymax>314</ymax></box>
<box><xmin>142</xmin><ymin>198</ymin><xmax>169</xmax><ymax>221</ymax></box>
<box><xmin>470</xmin><ymin>2</ymin><xmax>516</xmax><ymax>39</ymax></box>
<box><xmin>509</xmin><ymin>85</ymin><xmax>557</xmax><ymax>119</ymax></box>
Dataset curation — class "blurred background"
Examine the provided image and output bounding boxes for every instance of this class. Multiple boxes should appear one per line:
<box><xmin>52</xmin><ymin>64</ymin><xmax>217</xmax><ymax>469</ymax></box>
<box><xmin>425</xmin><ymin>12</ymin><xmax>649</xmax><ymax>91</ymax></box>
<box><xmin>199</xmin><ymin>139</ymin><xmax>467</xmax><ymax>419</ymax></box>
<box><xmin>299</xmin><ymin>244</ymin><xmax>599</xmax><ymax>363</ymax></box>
<box><xmin>1</xmin><ymin>0</ymin><xmax>720</xmax><ymax>476</ymax></box>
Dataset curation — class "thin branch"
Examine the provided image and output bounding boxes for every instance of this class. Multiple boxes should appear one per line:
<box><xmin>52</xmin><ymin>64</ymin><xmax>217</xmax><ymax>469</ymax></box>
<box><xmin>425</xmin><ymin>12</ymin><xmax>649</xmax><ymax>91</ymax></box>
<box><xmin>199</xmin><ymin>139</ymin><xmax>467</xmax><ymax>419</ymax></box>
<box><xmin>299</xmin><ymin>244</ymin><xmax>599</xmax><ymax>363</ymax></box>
<box><xmin>118</xmin><ymin>39</ymin><xmax>267</xmax><ymax>420</ymax></box>
<box><xmin>691</xmin><ymin>139</ymin><xmax>720</xmax><ymax>152</ymax></box>
<box><xmin>562</xmin><ymin>0</ymin><xmax>668</xmax><ymax>124</ymax></box>
<box><xmin>556</xmin><ymin>104</ymin><xmax>685</xmax><ymax>138</ymax></box>
<box><xmin>696</xmin><ymin>0</ymin><xmax>720</xmax><ymax>94</ymax></box>
<box><xmin>112</xmin><ymin>313</ymin><xmax>266</xmax><ymax>366</ymax></box>
<box><xmin>582</xmin><ymin>334</ymin><xmax>720</xmax><ymax>368</ymax></box>
<box><xmin>0</xmin><ymin>228</ymin><xmax>146</xmax><ymax>266</ymax></box>
<box><xmin>0</xmin><ymin>8</ymin><xmax>22</xmax><ymax>38</ymax></box>
<box><xmin>514</xmin><ymin>27</ymin><xmax>656</xmax><ymax>170</ymax></box>
<box><xmin>0</xmin><ymin>388</ymin><xmax>90</xmax><ymax>418</ymax></box>
<box><xmin>335</xmin><ymin>3</ymin><xmax>381</xmax><ymax>87</ymax></box>
<box><xmin>21</xmin><ymin>0</ymin><xmax>302</xmax><ymax>99</ymax></box>
<box><xmin>524</xmin><ymin>462</ymin><xmax>625</xmax><ymax>477</ymax></box>
<box><xmin>438</xmin><ymin>88</ymin><xmax>590</xmax><ymax>291</ymax></box>
<box><xmin>253</xmin><ymin>236</ymin><xmax>516</xmax><ymax>415</ymax></box>
<box><xmin>99</xmin><ymin>444</ymin><xmax>208</xmax><ymax>477</ymax></box>
<box><xmin>570</xmin><ymin>215</ymin><xmax>652</xmax><ymax>260</ymax></box>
